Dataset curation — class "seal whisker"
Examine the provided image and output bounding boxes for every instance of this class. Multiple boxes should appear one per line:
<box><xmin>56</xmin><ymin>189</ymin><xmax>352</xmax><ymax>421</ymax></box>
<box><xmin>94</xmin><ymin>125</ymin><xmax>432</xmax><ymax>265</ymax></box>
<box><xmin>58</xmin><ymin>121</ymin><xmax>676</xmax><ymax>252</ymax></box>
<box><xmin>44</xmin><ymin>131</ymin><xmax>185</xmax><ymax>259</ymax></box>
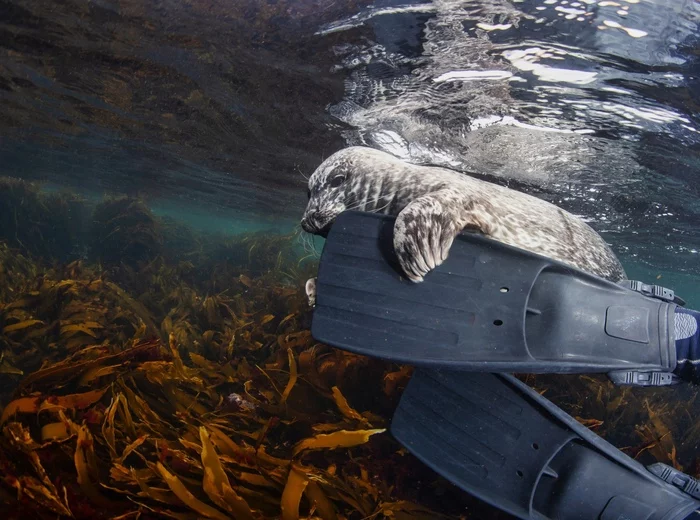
<box><xmin>295</xmin><ymin>165</ymin><xmax>309</xmax><ymax>181</ymax></box>
<box><xmin>307</xmin><ymin>234</ymin><xmax>320</xmax><ymax>257</ymax></box>
<box><xmin>302</xmin><ymin>232</ymin><xmax>318</xmax><ymax>256</ymax></box>
<box><xmin>344</xmin><ymin>192</ymin><xmax>392</xmax><ymax>212</ymax></box>
<box><xmin>293</xmin><ymin>225</ymin><xmax>318</xmax><ymax>257</ymax></box>
<box><xmin>373</xmin><ymin>198</ymin><xmax>393</xmax><ymax>214</ymax></box>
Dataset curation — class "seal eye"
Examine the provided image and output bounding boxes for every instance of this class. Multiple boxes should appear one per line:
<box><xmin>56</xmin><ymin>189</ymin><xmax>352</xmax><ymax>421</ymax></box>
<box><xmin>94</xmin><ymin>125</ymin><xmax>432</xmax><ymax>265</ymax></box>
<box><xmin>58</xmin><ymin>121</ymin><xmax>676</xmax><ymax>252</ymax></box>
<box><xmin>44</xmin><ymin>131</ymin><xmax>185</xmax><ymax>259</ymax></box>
<box><xmin>330</xmin><ymin>175</ymin><xmax>345</xmax><ymax>188</ymax></box>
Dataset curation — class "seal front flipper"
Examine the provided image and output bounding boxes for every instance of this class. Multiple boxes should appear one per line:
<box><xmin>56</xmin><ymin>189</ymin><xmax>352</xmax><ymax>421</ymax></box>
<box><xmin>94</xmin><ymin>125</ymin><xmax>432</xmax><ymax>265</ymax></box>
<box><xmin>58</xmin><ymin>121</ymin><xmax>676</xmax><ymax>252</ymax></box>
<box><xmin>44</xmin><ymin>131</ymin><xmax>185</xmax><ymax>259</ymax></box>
<box><xmin>393</xmin><ymin>187</ymin><xmax>478</xmax><ymax>282</ymax></box>
<box><xmin>312</xmin><ymin>211</ymin><xmax>680</xmax><ymax>386</ymax></box>
<box><xmin>392</xmin><ymin>370</ymin><xmax>700</xmax><ymax>520</ymax></box>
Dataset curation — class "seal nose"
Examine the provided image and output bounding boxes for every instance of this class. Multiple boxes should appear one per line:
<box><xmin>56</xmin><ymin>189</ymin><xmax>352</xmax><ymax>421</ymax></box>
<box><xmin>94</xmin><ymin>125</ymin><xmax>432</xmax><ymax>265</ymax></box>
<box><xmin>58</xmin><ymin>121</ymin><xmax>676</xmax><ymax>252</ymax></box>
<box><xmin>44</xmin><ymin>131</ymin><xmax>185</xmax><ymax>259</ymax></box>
<box><xmin>301</xmin><ymin>213</ymin><xmax>316</xmax><ymax>233</ymax></box>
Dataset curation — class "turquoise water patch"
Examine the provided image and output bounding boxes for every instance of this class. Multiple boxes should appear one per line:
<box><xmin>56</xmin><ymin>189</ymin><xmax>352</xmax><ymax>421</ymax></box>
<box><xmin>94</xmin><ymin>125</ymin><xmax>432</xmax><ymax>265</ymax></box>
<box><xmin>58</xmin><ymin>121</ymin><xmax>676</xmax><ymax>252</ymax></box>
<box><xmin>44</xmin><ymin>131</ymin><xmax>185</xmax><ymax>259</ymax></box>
<box><xmin>623</xmin><ymin>261</ymin><xmax>700</xmax><ymax>308</ymax></box>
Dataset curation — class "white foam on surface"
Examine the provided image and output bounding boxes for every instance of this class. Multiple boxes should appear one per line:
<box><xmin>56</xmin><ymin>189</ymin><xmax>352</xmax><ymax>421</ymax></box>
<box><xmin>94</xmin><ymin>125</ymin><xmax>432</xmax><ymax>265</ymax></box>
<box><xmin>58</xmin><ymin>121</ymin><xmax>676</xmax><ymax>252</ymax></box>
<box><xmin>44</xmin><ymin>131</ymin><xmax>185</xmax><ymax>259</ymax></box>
<box><xmin>433</xmin><ymin>70</ymin><xmax>513</xmax><ymax>82</ymax></box>
<box><xmin>503</xmin><ymin>48</ymin><xmax>598</xmax><ymax>85</ymax></box>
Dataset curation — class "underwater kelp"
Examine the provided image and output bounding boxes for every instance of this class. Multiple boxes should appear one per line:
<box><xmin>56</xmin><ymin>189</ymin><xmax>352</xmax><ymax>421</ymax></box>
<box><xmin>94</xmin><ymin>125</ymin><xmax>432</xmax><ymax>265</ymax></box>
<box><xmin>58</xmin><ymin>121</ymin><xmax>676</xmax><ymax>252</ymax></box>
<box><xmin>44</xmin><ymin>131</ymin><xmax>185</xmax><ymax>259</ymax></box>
<box><xmin>0</xmin><ymin>177</ymin><xmax>87</xmax><ymax>261</ymax></box>
<box><xmin>2</xmin><ymin>190</ymin><xmax>700</xmax><ymax>519</ymax></box>
<box><xmin>89</xmin><ymin>197</ymin><xmax>164</xmax><ymax>268</ymax></box>
<box><xmin>0</xmin><ymin>329</ymin><xmax>423</xmax><ymax>519</ymax></box>
<box><xmin>0</xmin><ymin>220</ymin><xmax>461</xmax><ymax>519</ymax></box>
<box><xmin>523</xmin><ymin>372</ymin><xmax>700</xmax><ymax>474</ymax></box>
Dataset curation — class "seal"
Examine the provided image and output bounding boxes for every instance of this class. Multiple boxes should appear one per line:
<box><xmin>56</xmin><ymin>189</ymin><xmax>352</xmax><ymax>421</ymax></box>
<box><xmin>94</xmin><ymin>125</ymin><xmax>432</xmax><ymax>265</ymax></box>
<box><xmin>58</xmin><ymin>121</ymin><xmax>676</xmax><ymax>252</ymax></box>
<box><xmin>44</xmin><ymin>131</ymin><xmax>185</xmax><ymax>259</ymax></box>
<box><xmin>301</xmin><ymin>146</ymin><xmax>626</xmax><ymax>283</ymax></box>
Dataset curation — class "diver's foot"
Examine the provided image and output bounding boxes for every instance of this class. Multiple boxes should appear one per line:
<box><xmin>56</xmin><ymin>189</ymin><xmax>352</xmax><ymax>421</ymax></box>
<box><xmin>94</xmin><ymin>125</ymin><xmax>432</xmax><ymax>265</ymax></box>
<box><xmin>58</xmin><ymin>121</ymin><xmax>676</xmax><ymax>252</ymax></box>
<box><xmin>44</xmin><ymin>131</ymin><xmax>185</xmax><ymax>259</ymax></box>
<box><xmin>674</xmin><ymin>308</ymin><xmax>700</xmax><ymax>382</ymax></box>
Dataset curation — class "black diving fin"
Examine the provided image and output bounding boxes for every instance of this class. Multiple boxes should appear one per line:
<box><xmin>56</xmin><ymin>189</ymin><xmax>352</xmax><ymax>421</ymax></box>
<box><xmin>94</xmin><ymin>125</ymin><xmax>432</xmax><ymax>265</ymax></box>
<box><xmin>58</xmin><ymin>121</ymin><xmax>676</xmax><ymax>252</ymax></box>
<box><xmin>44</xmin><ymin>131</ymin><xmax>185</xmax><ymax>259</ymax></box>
<box><xmin>391</xmin><ymin>369</ymin><xmax>700</xmax><ymax>520</ymax></box>
<box><xmin>311</xmin><ymin>210</ymin><xmax>684</xmax><ymax>386</ymax></box>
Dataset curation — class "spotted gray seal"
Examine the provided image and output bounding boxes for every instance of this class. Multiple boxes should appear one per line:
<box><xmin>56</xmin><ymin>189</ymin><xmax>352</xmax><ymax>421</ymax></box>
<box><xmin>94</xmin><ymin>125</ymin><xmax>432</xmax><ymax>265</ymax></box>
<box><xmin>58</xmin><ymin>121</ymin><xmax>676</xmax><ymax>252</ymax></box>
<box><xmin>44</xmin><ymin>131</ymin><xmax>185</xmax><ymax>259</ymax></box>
<box><xmin>301</xmin><ymin>146</ymin><xmax>626</xmax><ymax>283</ymax></box>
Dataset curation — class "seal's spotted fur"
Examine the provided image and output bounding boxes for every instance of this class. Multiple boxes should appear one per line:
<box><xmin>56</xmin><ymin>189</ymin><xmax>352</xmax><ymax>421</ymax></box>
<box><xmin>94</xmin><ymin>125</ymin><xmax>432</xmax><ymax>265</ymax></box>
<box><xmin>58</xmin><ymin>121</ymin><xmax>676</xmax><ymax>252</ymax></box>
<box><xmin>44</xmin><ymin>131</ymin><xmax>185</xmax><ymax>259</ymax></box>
<box><xmin>301</xmin><ymin>146</ymin><xmax>626</xmax><ymax>283</ymax></box>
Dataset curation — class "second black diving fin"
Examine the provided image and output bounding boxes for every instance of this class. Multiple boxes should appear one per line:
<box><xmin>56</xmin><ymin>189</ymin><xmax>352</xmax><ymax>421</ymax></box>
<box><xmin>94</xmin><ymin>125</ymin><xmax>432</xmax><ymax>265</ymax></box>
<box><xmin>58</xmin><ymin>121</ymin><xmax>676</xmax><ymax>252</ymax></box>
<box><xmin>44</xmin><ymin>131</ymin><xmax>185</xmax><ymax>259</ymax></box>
<box><xmin>311</xmin><ymin>211</ymin><xmax>683</xmax><ymax>386</ymax></box>
<box><xmin>391</xmin><ymin>369</ymin><xmax>700</xmax><ymax>520</ymax></box>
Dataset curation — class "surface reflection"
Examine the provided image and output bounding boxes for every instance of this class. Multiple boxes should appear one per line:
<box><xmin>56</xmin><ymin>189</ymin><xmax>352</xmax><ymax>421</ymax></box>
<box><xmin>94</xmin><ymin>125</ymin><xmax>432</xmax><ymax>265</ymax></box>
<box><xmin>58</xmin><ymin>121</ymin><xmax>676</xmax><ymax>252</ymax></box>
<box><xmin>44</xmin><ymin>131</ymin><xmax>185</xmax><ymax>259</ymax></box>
<box><xmin>324</xmin><ymin>0</ymin><xmax>700</xmax><ymax>273</ymax></box>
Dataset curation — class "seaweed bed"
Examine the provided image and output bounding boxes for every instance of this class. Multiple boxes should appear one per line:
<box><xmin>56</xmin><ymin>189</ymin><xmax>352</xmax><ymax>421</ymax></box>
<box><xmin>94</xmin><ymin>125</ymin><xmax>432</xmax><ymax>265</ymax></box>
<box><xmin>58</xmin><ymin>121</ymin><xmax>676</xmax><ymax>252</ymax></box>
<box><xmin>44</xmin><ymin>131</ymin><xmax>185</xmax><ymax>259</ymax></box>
<box><xmin>1</xmin><ymin>177</ymin><xmax>699</xmax><ymax>519</ymax></box>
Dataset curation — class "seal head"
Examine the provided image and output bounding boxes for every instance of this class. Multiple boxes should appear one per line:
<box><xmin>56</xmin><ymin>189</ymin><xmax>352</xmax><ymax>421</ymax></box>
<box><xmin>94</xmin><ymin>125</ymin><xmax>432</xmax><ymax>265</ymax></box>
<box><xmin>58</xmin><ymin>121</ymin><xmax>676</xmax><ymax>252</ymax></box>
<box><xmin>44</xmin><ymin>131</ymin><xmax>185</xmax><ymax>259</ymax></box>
<box><xmin>301</xmin><ymin>147</ymin><xmax>444</xmax><ymax>236</ymax></box>
<box><xmin>300</xmin><ymin>154</ymin><xmax>355</xmax><ymax>236</ymax></box>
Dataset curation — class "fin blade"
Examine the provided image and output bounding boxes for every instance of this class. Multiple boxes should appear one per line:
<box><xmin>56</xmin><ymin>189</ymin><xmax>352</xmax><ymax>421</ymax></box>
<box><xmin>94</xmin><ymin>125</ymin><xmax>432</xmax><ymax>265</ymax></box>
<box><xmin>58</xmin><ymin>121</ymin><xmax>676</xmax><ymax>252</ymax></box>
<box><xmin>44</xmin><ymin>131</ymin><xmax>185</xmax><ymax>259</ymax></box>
<box><xmin>391</xmin><ymin>370</ymin><xmax>700</xmax><ymax>520</ymax></box>
<box><xmin>312</xmin><ymin>211</ymin><xmax>676</xmax><ymax>377</ymax></box>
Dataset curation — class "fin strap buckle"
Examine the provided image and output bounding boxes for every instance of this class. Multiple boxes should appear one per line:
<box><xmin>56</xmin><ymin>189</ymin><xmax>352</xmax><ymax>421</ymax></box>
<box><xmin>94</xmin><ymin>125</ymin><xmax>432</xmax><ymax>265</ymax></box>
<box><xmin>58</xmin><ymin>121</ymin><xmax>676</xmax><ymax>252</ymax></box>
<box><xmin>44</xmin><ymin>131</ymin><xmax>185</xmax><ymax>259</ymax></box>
<box><xmin>647</xmin><ymin>463</ymin><xmax>700</xmax><ymax>499</ymax></box>
<box><xmin>607</xmin><ymin>370</ymin><xmax>679</xmax><ymax>387</ymax></box>
<box><xmin>624</xmin><ymin>280</ymin><xmax>686</xmax><ymax>306</ymax></box>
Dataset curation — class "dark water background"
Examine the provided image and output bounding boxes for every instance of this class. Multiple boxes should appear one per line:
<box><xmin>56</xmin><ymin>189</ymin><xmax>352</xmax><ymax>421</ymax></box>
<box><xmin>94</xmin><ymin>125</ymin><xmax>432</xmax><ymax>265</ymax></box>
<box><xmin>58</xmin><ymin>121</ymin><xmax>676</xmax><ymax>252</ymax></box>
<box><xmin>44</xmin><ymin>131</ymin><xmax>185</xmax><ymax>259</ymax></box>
<box><xmin>1</xmin><ymin>0</ymin><xmax>700</xmax><ymax>517</ymax></box>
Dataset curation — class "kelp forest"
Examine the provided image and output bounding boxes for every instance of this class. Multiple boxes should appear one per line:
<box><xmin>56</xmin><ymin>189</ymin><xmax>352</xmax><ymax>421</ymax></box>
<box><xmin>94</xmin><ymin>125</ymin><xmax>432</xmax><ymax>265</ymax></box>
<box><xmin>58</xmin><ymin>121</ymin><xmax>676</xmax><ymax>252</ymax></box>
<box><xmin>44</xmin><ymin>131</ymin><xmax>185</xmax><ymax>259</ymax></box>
<box><xmin>1</xmin><ymin>176</ymin><xmax>699</xmax><ymax>520</ymax></box>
